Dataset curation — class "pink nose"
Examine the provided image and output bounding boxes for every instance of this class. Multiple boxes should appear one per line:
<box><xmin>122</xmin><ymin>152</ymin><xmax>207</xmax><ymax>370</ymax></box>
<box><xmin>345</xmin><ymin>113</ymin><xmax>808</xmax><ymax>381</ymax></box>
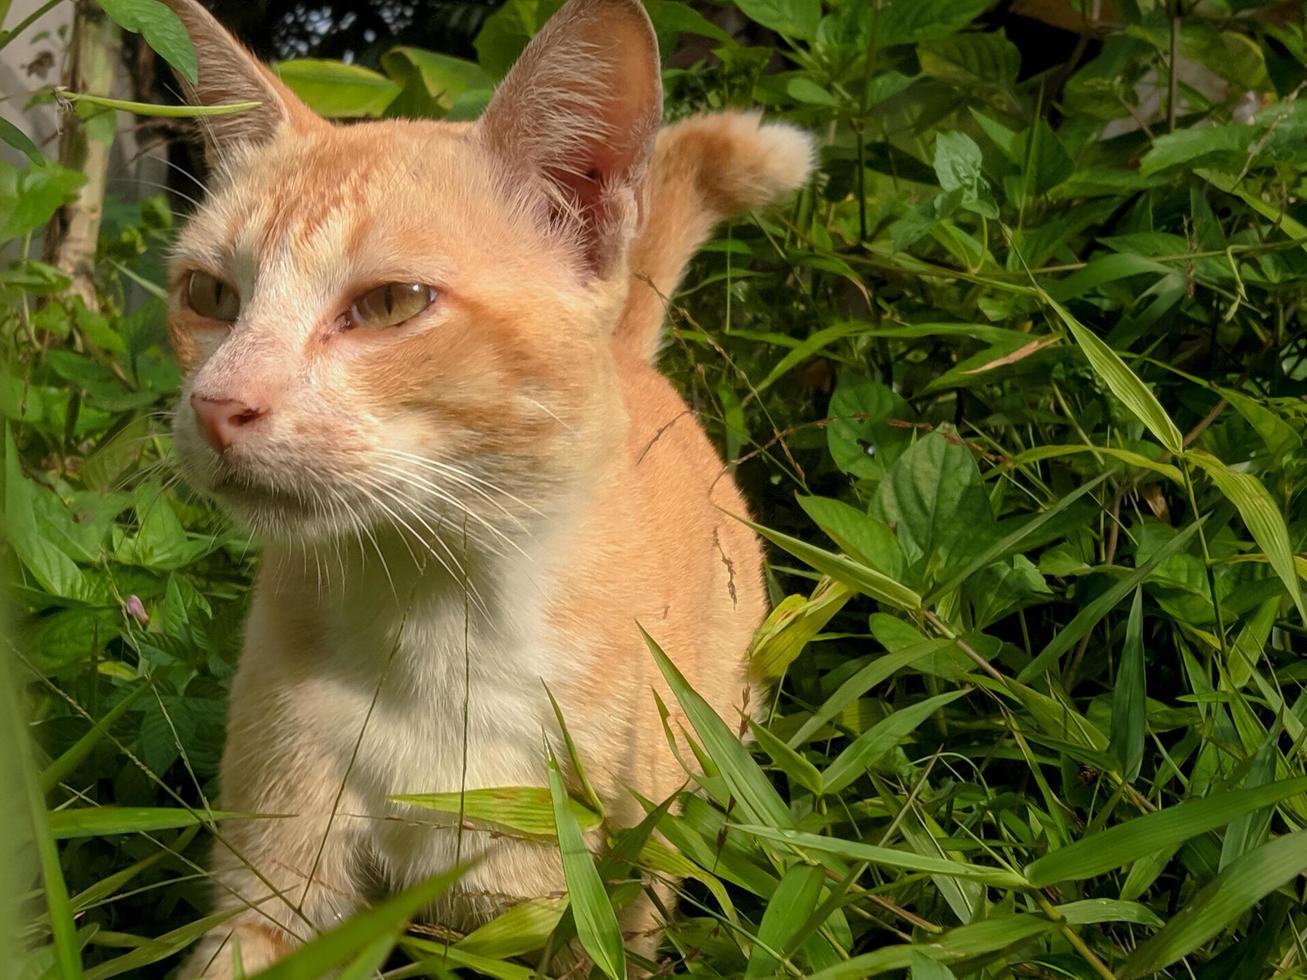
<box><xmin>190</xmin><ymin>393</ymin><xmax>269</xmax><ymax>453</ymax></box>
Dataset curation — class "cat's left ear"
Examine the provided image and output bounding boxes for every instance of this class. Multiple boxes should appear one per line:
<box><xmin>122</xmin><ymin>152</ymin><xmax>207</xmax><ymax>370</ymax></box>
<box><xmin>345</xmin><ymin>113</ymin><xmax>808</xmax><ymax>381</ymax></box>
<box><xmin>159</xmin><ymin>0</ymin><xmax>323</xmax><ymax>163</ymax></box>
<box><xmin>478</xmin><ymin>0</ymin><xmax>662</xmax><ymax>280</ymax></box>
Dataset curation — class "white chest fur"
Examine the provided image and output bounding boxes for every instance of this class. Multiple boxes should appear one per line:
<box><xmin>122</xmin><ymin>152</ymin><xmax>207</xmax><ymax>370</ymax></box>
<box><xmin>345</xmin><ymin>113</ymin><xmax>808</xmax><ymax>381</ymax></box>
<box><xmin>283</xmin><ymin>551</ymin><xmax>570</xmax><ymax>901</ymax></box>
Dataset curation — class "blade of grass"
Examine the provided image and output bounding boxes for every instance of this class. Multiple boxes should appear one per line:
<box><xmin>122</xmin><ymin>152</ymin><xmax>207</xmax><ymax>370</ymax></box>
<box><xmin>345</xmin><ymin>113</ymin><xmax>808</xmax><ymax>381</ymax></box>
<box><xmin>1109</xmin><ymin>588</ymin><xmax>1146</xmax><ymax>781</ymax></box>
<box><xmin>643</xmin><ymin>626</ymin><xmax>794</xmax><ymax>828</ymax></box>
<box><xmin>48</xmin><ymin>806</ymin><xmax>263</xmax><ymax>840</ymax></box>
<box><xmin>821</xmin><ymin>690</ymin><xmax>967</xmax><ymax>794</ymax></box>
<box><xmin>546</xmin><ymin>746</ymin><xmax>625</xmax><ymax>980</ymax></box>
<box><xmin>252</xmin><ymin>865</ymin><xmax>466</xmax><ymax>979</ymax></box>
<box><xmin>1024</xmin><ymin>776</ymin><xmax>1307</xmax><ymax>886</ymax></box>
<box><xmin>1122</xmin><ymin>829</ymin><xmax>1307</xmax><ymax>978</ymax></box>
<box><xmin>40</xmin><ymin>683</ymin><xmax>148</xmax><ymax>794</ymax></box>
<box><xmin>735</xmin><ymin>825</ymin><xmax>1029</xmax><ymax>888</ymax></box>
<box><xmin>1018</xmin><ymin>520</ymin><xmax>1201</xmax><ymax>681</ymax></box>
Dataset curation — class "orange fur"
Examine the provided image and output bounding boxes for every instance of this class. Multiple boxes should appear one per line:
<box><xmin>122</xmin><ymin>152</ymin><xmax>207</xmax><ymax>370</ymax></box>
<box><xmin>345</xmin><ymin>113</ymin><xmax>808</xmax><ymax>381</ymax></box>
<box><xmin>159</xmin><ymin>0</ymin><xmax>812</xmax><ymax>975</ymax></box>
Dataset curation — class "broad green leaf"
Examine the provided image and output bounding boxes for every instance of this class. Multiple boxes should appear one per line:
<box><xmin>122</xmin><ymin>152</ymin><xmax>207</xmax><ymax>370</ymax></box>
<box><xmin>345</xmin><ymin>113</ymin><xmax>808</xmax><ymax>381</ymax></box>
<box><xmin>821</xmin><ymin>690</ymin><xmax>967</xmax><ymax>793</ymax></box>
<box><xmin>380</xmin><ymin>48</ymin><xmax>491</xmax><ymax>117</ymax></box>
<box><xmin>1024</xmin><ymin>777</ymin><xmax>1307</xmax><ymax>886</ymax></box>
<box><xmin>253</xmin><ymin>866</ymin><xmax>464</xmax><ymax>979</ymax></box>
<box><xmin>1187</xmin><ymin>449</ymin><xmax>1306</xmax><ymax>623</ymax></box>
<box><xmin>739</xmin><ymin>515</ymin><xmax>922</xmax><ymax>611</ymax></box>
<box><xmin>825</xmin><ymin>371</ymin><xmax>912</xmax><ymax>479</ymax></box>
<box><xmin>547</xmin><ymin>749</ymin><xmax>625</xmax><ymax>980</ymax></box>
<box><xmin>48</xmin><ymin>806</ymin><xmax>261</xmax><ymax>839</ymax></box>
<box><xmin>390</xmin><ymin>786</ymin><xmax>600</xmax><ymax>839</ymax></box>
<box><xmin>928</xmin><ymin>470</ymin><xmax>1111</xmax><ymax>600</ymax></box>
<box><xmin>276</xmin><ymin>59</ymin><xmax>401</xmax><ymax>118</ymax></box>
<box><xmin>0</xmin><ymin>161</ymin><xmax>85</xmax><ymax>240</ymax></box>
<box><xmin>879</xmin><ymin>0</ymin><xmax>991</xmax><ymax>46</ymax></box>
<box><xmin>1045</xmin><ymin>297</ymin><xmax>1182</xmax><ymax>453</ymax></box>
<box><xmin>737</xmin><ymin>825</ymin><xmax>1029</xmax><ymax>888</ymax></box>
<box><xmin>1110</xmin><ymin>588</ymin><xmax>1146</xmax><ymax>781</ymax></box>
<box><xmin>745</xmin><ymin>863</ymin><xmax>824</xmax><ymax>977</ymax></box>
<box><xmin>1140</xmin><ymin>124</ymin><xmax>1256</xmax><ymax>176</ymax></box>
<box><xmin>910</xmin><ymin>951</ymin><xmax>957</xmax><ymax>979</ymax></box>
<box><xmin>457</xmin><ymin>897</ymin><xmax>567</xmax><ymax>958</ymax></box>
<box><xmin>99</xmin><ymin>0</ymin><xmax>197</xmax><ymax>83</ymax></box>
<box><xmin>1122</xmin><ymin>830</ymin><xmax>1307</xmax><ymax>978</ymax></box>
<box><xmin>797</xmin><ymin>495</ymin><xmax>905</xmax><ymax>581</ymax></box>
<box><xmin>734</xmin><ymin>0</ymin><xmax>820</xmax><ymax>39</ymax></box>
<box><xmin>918</xmin><ymin>32</ymin><xmax>1019</xmax><ymax>89</ymax></box>
<box><xmin>872</xmin><ymin>432</ymin><xmax>995</xmax><ymax>585</ymax></box>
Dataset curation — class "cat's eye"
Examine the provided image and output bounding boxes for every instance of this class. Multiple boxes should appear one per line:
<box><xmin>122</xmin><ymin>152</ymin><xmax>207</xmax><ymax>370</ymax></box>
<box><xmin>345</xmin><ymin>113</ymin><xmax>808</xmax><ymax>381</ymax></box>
<box><xmin>185</xmin><ymin>271</ymin><xmax>241</xmax><ymax>322</ymax></box>
<box><xmin>349</xmin><ymin>282</ymin><xmax>437</xmax><ymax>330</ymax></box>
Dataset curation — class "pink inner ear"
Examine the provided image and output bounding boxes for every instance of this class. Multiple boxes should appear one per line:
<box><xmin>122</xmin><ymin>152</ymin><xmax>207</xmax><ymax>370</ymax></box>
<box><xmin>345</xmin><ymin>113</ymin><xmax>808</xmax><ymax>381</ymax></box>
<box><xmin>477</xmin><ymin>0</ymin><xmax>662</xmax><ymax>275</ymax></box>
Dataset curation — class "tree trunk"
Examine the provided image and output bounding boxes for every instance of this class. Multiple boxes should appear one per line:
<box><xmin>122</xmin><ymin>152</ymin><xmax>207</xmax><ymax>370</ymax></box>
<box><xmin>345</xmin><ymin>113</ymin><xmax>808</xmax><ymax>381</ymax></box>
<box><xmin>46</xmin><ymin>0</ymin><xmax>120</xmax><ymax>311</ymax></box>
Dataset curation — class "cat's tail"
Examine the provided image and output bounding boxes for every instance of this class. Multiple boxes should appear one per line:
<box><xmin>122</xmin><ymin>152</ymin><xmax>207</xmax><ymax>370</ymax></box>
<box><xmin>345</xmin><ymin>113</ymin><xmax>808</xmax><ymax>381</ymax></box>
<box><xmin>617</xmin><ymin>111</ymin><xmax>815</xmax><ymax>363</ymax></box>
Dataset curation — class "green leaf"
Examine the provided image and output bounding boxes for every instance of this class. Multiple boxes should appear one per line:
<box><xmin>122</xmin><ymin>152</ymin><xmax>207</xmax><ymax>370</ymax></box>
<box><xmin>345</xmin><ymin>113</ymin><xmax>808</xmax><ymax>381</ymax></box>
<box><xmin>0</xmin><ymin>116</ymin><xmax>42</xmax><ymax>165</ymax></box>
<box><xmin>1045</xmin><ymin>296</ymin><xmax>1183</xmax><ymax>453</ymax></box>
<box><xmin>872</xmin><ymin>432</ymin><xmax>996</xmax><ymax>585</ymax></box>
<box><xmin>1024</xmin><ymin>777</ymin><xmax>1307</xmax><ymax>886</ymax></box>
<box><xmin>810</xmin><ymin>916</ymin><xmax>1058</xmax><ymax>978</ymax></box>
<box><xmin>84</xmin><ymin>909</ymin><xmax>241</xmax><ymax>979</ymax></box>
<box><xmin>738</xmin><ymin>825</ymin><xmax>1029</xmax><ymax>888</ymax></box>
<box><xmin>1018</xmin><ymin>518</ymin><xmax>1202</xmax><ymax>681</ymax></box>
<box><xmin>751</xmin><ymin>578</ymin><xmax>852</xmax><ymax>681</ymax></box>
<box><xmin>749</xmin><ymin>718</ymin><xmax>824</xmax><ymax>795</ymax></box>
<box><xmin>0</xmin><ymin>161</ymin><xmax>85</xmax><ymax>239</ymax></box>
<box><xmin>1055</xmin><ymin>898</ymin><xmax>1163</xmax><ymax>927</ymax></box>
<box><xmin>390</xmin><ymin>785</ymin><xmax>600</xmax><ymax>839</ymax></box>
<box><xmin>1122</xmin><ymin>830</ymin><xmax>1307</xmax><ymax>978</ymax></box>
<box><xmin>48</xmin><ymin>806</ymin><xmax>263</xmax><ymax>839</ymax></box>
<box><xmin>1187</xmin><ymin>450</ymin><xmax>1306</xmax><ymax>623</ymax></box>
<box><xmin>739</xmin><ymin>515</ymin><xmax>923</xmax><ymax>611</ymax></box>
<box><xmin>745</xmin><ymin>863</ymin><xmax>825</xmax><ymax>977</ymax></box>
<box><xmin>98</xmin><ymin>0</ymin><xmax>197</xmax><ymax>83</ymax></box>
<box><xmin>41</xmin><ymin>684</ymin><xmax>149</xmax><ymax>793</ymax></box>
<box><xmin>547</xmin><ymin>748</ymin><xmax>625</xmax><ymax>980</ymax></box>
<box><xmin>879</xmin><ymin>0</ymin><xmax>991</xmax><ymax>46</ymax></box>
<box><xmin>825</xmin><ymin>371</ymin><xmax>911</xmax><ymax>480</ymax></box>
<box><xmin>1110</xmin><ymin>588</ymin><xmax>1146</xmax><ymax>781</ymax></box>
<box><xmin>796</xmin><ymin>495</ymin><xmax>905</xmax><ymax>580</ymax></box>
<box><xmin>253</xmin><ymin>866</ymin><xmax>464</xmax><ymax>979</ymax></box>
<box><xmin>1140</xmin><ymin>125</ymin><xmax>1256</xmax><ymax>176</ymax></box>
<box><xmin>734</xmin><ymin>0</ymin><xmax>820</xmax><ymax>40</ymax></box>
<box><xmin>275</xmin><ymin>59</ymin><xmax>401</xmax><ymax>118</ymax></box>
<box><xmin>821</xmin><ymin>690</ymin><xmax>967</xmax><ymax>793</ymax></box>
<box><xmin>380</xmin><ymin>48</ymin><xmax>491</xmax><ymax>117</ymax></box>
<box><xmin>457</xmin><ymin>897</ymin><xmax>568</xmax><ymax>958</ymax></box>
<box><xmin>918</xmin><ymin>32</ymin><xmax>1019</xmax><ymax>89</ymax></box>
<box><xmin>933</xmin><ymin>131</ymin><xmax>996</xmax><ymax>218</ymax></box>
<box><xmin>927</xmin><ymin>470</ymin><xmax>1111</xmax><ymax>601</ymax></box>
<box><xmin>644</xmin><ymin>627</ymin><xmax>795</xmax><ymax>828</ymax></box>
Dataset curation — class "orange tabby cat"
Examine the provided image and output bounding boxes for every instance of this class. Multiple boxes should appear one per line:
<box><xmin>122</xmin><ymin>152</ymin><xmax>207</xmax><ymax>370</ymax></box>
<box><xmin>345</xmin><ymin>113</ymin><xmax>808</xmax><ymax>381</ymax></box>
<box><xmin>160</xmin><ymin>0</ymin><xmax>813</xmax><ymax>973</ymax></box>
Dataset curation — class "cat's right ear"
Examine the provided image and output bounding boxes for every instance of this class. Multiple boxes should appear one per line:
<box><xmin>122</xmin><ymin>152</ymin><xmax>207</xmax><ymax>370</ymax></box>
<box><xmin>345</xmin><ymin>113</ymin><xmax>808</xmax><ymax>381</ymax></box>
<box><xmin>159</xmin><ymin>0</ymin><xmax>322</xmax><ymax>164</ymax></box>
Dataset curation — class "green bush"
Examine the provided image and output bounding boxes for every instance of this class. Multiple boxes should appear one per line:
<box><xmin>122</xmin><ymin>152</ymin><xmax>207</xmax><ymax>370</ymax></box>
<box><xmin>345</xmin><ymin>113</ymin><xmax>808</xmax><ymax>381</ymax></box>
<box><xmin>5</xmin><ymin>0</ymin><xmax>1307</xmax><ymax>976</ymax></box>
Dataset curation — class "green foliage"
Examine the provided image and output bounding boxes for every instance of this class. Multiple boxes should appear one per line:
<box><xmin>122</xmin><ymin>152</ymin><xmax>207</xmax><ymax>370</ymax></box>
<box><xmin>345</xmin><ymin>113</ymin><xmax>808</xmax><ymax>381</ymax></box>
<box><xmin>7</xmin><ymin>0</ymin><xmax>1307</xmax><ymax>976</ymax></box>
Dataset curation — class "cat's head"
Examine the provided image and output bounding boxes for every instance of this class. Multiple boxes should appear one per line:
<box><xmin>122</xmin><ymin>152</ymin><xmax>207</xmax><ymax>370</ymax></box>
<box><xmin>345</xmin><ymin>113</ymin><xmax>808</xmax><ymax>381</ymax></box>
<box><xmin>163</xmin><ymin>0</ymin><xmax>661</xmax><ymax>549</ymax></box>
